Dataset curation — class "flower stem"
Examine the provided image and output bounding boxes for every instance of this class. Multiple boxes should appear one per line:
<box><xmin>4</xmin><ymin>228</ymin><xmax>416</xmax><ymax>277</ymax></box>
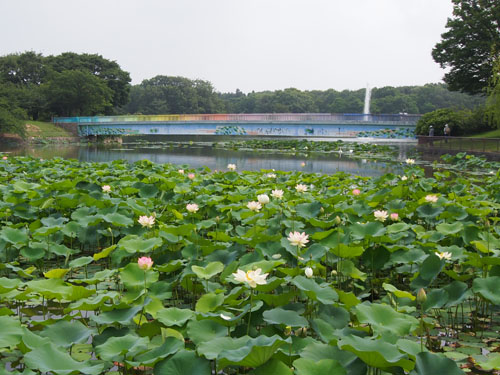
<box><xmin>247</xmin><ymin>289</ymin><xmax>253</xmax><ymax>336</ymax></box>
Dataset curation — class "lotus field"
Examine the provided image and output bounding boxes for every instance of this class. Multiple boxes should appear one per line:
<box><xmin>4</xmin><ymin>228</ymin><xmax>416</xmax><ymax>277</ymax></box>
<box><xmin>0</xmin><ymin>155</ymin><xmax>500</xmax><ymax>374</ymax></box>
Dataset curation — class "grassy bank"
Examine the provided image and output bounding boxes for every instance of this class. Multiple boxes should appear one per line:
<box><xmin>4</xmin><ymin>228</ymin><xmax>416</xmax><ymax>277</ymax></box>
<box><xmin>24</xmin><ymin>120</ymin><xmax>73</xmax><ymax>138</ymax></box>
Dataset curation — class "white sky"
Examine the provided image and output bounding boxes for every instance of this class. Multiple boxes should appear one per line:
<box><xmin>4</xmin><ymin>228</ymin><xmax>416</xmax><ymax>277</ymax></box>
<box><xmin>0</xmin><ymin>0</ymin><xmax>453</xmax><ymax>93</ymax></box>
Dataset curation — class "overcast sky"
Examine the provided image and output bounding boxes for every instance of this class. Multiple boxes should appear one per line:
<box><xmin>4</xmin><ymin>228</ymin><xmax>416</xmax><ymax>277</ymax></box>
<box><xmin>0</xmin><ymin>0</ymin><xmax>453</xmax><ymax>93</ymax></box>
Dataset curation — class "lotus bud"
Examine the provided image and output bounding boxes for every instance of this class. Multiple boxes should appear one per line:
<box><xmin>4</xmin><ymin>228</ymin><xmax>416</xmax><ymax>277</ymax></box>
<box><xmin>417</xmin><ymin>288</ymin><xmax>427</xmax><ymax>304</ymax></box>
<box><xmin>331</xmin><ymin>270</ymin><xmax>337</xmax><ymax>276</ymax></box>
<box><xmin>320</xmin><ymin>207</ymin><xmax>325</xmax><ymax>214</ymax></box>
<box><xmin>284</xmin><ymin>325</ymin><xmax>292</xmax><ymax>336</ymax></box>
<box><xmin>296</xmin><ymin>327</ymin><xmax>307</xmax><ymax>337</ymax></box>
<box><xmin>334</xmin><ymin>216</ymin><xmax>341</xmax><ymax>225</ymax></box>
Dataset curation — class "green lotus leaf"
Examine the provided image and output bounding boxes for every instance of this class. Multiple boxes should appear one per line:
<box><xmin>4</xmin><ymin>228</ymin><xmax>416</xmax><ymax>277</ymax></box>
<box><xmin>353</xmin><ymin>303</ymin><xmax>419</xmax><ymax>336</ymax></box>
<box><xmin>186</xmin><ymin>319</ymin><xmax>227</xmax><ymax>345</ymax></box>
<box><xmin>39</xmin><ymin>320</ymin><xmax>96</xmax><ymax>348</ymax></box>
<box><xmin>338</xmin><ymin>335</ymin><xmax>414</xmax><ymax>371</ymax></box>
<box><xmin>472</xmin><ymin>276</ymin><xmax>500</xmax><ymax>305</ymax></box>
<box><xmin>154</xmin><ymin>349</ymin><xmax>211</xmax><ymax>375</ymax></box>
<box><xmin>192</xmin><ymin>261</ymin><xmax>224</xmax><ymax>280</ymax></box>
<box><xmin>49</xmin><ymin>243</ymin><xmax>78</xmax><ymax>257</ymax></box>
<box><xmin>156</xmin><ymin>259</ymin><xmax>185</xmax><ymax>273</ymax></box>
<box><xmin>386</xmin><ymin>222</ymin><xmax>410</xmax><ymax>234</ymax></box>
<box><xmin>254</xmin><ymin>358</ymin><xmax>294</xmax><ymax>375</ymax></box>
<box><xmin>0</xmin><ymin>277</ymin><xmax>22</xmax><ymax>293</ymax></box>
<box><xmin>292</xmin><ymin>276</ymin><xmax>338</xmax><ymax>304</ymax></box>
<box><xmin>195</xmin><ymin>293</ymin><xmax>224</xmax><ymax>313</ymax></box>
<box><xmin>41</xmin><ymin>216</ymin><xmax>68</xmax><ymax>228</ymax></box>
<box><xmin>416</xmin><ymin>204</ymin><xmax>444</xmax><ymax>219</ymax></box>
<box><xmin>26</xmin><ymin>279</ymin><xmax>94</xmax><ymax>301</ymax></box>
<box><xmin>295</xmin><ymin>202</ymin><xmax>322</xmax><ymax>219</ymax></box>
<box><xmin>20</xmin><ymin>242</ymin><xmax>46</xmax><ymax>261</ymax></box>
<box><xmin>0</xmin><ymin>226</ymin><xmax>28</xmax><ymax>245</ymax></box>
<box><xmin>410</xmin><ymin>352</ymin><xmax>464</xmax><ymax>374</ymax></box>
<box><xmin>331</xmin><ymin>243</ymin><xmax>365</xmax><ymax>258</ymax></box>
<box><xmin>138</xmin><ymin>184</ymin><xmax>158</xmax><ymax>198</ymax></box>
<box><xmin>436</xmin><ymin>222</ymin><xmax>463</xmax><ymax>235</ymax></box>
<box><xmin>23</xmin><ymin>342</ymin><xmax>104</xmax><ymax>375</ymax></box>
<box><xmin>443</xmin><ymin>280</ymin><xmax>469</xmax><ymax>307</ymax></box>
<box><xmin>127</xmin><ymin>336</ymin><xmax>184</xmax><ymax>367</ymax></box>
<box><xmin>350</xmin><ymin>222</ymin><xmax>386</xmax><ymax>240</ymax></box>
<box><xmin>0</xmin><ymin>315</ymin><xmax>23</xmax><ymax>348</ymax></box>
<box><xmin>118</xmin><ymin>235</ymin><xmax>162</xmax><ymax>254</ymax></box>
<box><xmin>95</xmin><ymin>333</ymin><xmax>149</xmax><ymax>361</ymax></box>
<box><xmin>91</xmin><ymin>301</ymin><xmax>147</xmax><ymax>325</ymax></box>
<box><xmin>65</xmin><ymin>292</ymin><xmax>119</xmax><ymax>312</ymax></box>
<box><xmin>263</xmin><ymin>307</ymin><xmax>308</xmax><ymax>328</ymax></box>
<box><xmin>93</xmin><ymin>244</ymin><xmax>117</xmax><ymax>261</ymax></box>
<box><xmin>338</xmin><ymin>259</ymin><xmax>367</xmax><ymax>281</ymax></box>
<box><xmin>300</xmin><ymin>341</ymin><xmax>361</xmax><ymax>372</ymax></box>
<box><xmin>410</xmin><ymin>254</ymin><xmax>444</xmax><ymax>290</ymax></box>
<box><xmin>120</xmin><ymin>262</ymin><xmax>159</xmax><ymax>290</ymax></box>
<box><xmin>474</xmin><ymin>353</ymin><xmax>500</xmax><ymax>371</ymax></box>
<box><xmin>157</xmin><ymin>307</ymin><xmax>194</xmax><ymax>327</ymax></box>
<box><xmin>68</xmin><ymin>256</ymin><xmax>94</xmax><ymax>268</ymax></box>
<box><xmin>310</xmin><ymin>228</ymin><xmax>335</xmax><ymax>240</ymax></box>
<box><xmin>102</xmin><ymin>212</ymin><xmax>134</xmax><ymax>227</ymax></box>
<box><xmin>43</xmin><ymin>268</ymin><xmax>70</xmax><ymax>279</ymax></box>
<box><xmin>383</xmin><ymin>283</ymin><xmax>415</xmax><ymax>300</ymax></box>
<box><xmin>293</xmin><ymin>358</ymin><xmax>347</xmax><ymax>375</ymax></box>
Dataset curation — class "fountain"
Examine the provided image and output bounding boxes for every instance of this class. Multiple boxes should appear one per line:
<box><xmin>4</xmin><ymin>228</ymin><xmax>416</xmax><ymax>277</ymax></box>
<box><xmin>363</xmin><ymin>84</ymin><xmax>371</xmax><ymax>116</ymax></box>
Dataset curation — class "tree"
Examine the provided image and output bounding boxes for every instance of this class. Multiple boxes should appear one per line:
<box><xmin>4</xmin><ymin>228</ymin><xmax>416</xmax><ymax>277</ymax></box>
<box><xmin>432</xmin><ymin>0</ymin><xmax>500</xmax><ymax>95</ymax></box>
<box><xmin>45</xmin><ymin>52</ymin><xmax>131</xmax><ymax>110</ymax></box>
<box><xmin>42</xmin><ymin>70</ymin><xmax>113</xmax><ymax>117</ymax></box>
<box><xmin>0</xmin><ymin>83</ymin><xmax>26</xmax><ymax>135</ymax></box>
<box><xmin>486</xmin><ymin>58</ymin><xmax>500</xmax><ymax>127</ymax></box>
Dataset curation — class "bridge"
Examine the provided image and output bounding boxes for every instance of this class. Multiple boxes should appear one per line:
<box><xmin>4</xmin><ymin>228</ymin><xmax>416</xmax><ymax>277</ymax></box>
<box><xmin>53</xmin><ymin>113</ymin><xmax>420</xmax><ymax>138</ymax></box>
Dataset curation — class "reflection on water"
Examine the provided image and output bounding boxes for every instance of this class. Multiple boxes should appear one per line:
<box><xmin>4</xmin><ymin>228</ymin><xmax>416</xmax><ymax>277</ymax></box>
<box><xmin>1</xmin><ymin>142</ymin><xmax>415</xmax><ymax>177</ymax></box>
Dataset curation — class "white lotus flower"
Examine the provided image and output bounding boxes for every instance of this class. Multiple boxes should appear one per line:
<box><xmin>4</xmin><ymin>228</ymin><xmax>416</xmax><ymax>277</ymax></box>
<box><xmin>257</xmin><ymin>194</ymin><xmax>270</xmax><ymax>205</ymax></box>
<box><xmin>405</xmin><ymin>158</ymin><xmax>415</xmax><ymax>165</ymax></box>
<box><xmin>102</xmin><ymin>185</ymin><xmax>111</xmax><ymax>193</ymax></box>
<box><xmin>436</xmin><ymin>251</ymin><xmax>452</xmax><ymax>261</ymax></box>
<box><xmin>295</xmin><ymin>184</ymin><xmax>308</xmax><ymax>193</ymax></box>
<box><xmin>305</xmin><ymin>267</ymin><xmax>313</xmax><ymax>278</ymax></box>
<box><xmin>186</xmin><ymin>203</ymin><xmax>199</xmax><ymax>213</ymax></box>
<box><xmin>247</xmin><ymin>201</ymin><xmax>262</xmax><ymax>212</ymax></box>
<box><xmin>272</xmin><ymin>189</ymin><xmax>284</xmax><ymax>199</ymax></box>
<box><xmin>178</xmin><ymin>169</ymin><xmax>184</xmax><ymax>174</ymax></box>
<box><xmin>232</xmin><ymin>268</ymin><xmax>269</xmax><ymax>288</ymax></box>
<box><xmin>401</xmin><ymin>175</ymin><xmax>408</xmax><ymax>181</ymax></box>
<box><xmin>267</xmin><ymin>173</ymin><xmax>276</xmax><ymax>178</ymax></box>
<box><xmin>425</xmin><ymin>194</ymin><xmax>438</xmax><ymax>203</ymax></box>
<box><xmin>227</xmin><ymin>163</ymin><xmax>236</xmax><ymax>171</ymax></box>
<box><xmin>287</xmin><ymin>231</ymin><xmax>309</xmax><ymax>248</ymax></box>
<box><xmin>373</xmin><ymin>210</ymin><xmax>388</xmax><ymax>222</ymax></box>
<box><xmin>138</xmin><ymin>215</ymin><xmax>155</xmax><ymax>228</ymax></box>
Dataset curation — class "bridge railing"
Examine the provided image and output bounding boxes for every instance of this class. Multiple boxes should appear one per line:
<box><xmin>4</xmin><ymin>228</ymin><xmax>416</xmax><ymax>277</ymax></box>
<box><xmin>54</xmin><ymin>113</ymin><xmax>421</xmax><ymax>125</ymax></box>
<box><xmin>417</xmin><ymin>136</ymin><xmax>500</xmax><ymax>156</ymax></box>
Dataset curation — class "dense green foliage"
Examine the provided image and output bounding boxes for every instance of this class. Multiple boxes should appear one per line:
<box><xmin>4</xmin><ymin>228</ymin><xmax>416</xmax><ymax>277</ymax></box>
<box><xmin>0</xmin><ymin>51</ymin><xmax>131</xmax><ymax>128</ymax></box>
<box><xmin>415</xmin><ymin>106</ymin><xmax>495</xmax><ymax>136</ymax></box>
<box><xmin>0</xmin><ymin>155</ymin><xmax>499</xmax><ymax>374</ymax></box>
<box><xmin>432</xmin><ymin>0</ymin><xmax>500</xmax><ymax>95</ymax></box>
<box><xmin>123</xmin><ymin>79</ymin><xmax>485</xmax><ymax>116</ymax></box>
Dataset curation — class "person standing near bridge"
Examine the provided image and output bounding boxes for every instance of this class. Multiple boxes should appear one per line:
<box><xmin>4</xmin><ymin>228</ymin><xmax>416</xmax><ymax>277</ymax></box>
<box><xmin>428</xmin><ymin>126</ymin><xmax>434</xmax><ymax>137</ymax></box>
<box><xmin>444</xmin><ymin>124</ymin><xmax>450</xmax><ymax>137</ymax></box>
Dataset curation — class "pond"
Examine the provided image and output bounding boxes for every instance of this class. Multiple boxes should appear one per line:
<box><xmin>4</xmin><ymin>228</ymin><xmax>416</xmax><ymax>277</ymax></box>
<box><xmin>0</xmin><ymin>139</ymin><xmax>417</xmax><ymax>176</ymax></box>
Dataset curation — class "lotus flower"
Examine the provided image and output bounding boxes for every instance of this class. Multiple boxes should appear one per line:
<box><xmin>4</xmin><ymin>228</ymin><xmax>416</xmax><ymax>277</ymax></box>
<box><xmin>267</xmin><ymin>173</ymin><xmax>276</xmax><ymax>178</ymax></box>
<box><xmin>295</xmin><ymin>184</ymin><xmax>308</xmax><ymax>193</ymax></box>
<box><xmin>178</xmin><ymin>169</ymin><xmax>184</xmax><ymax>174</ymax></box>
<box><xmin>227</xmin><ymin>163</ymin><xmax>236</xmax><ymax>171</ymax></box>
<box><xmin>287</xmin><ymin>231</ymin><xmax>309</xmax><ymax>248</ymax></box>
<box><xmin>401</xmin><ymin>175</ymin><xmax>408</xmax><ymax>181</ymax></box>
<box><xmin>305</xmin><ymin>267</ymin><xmax>313</xmax><ymax>278</ymax></box>
<box><xmin>436</xmin><ymin>251</ymin><xmax>452</xmax><ymax>261</ymax></box>
<box><xmin>300</xmin><ymin>162</ymin><xmax>306</xmax><ymax>167</ymax></box>
<box><xmin>102</xmin><ymin>185</ymin><xmax>111</xmax><ymax>193</ymax></box>
<box><xmin>186</xmin><ymin>203</ymin><xmax>199</xmax><ymax>213</ymax></box>
<box><xmin>232</xmin><ymin>268</ymin><xmax>268</xmax><ymax>288</ymax></box>
<box><xmin>188</xmin><ymin>173</ymin><xmax>195</xmax><ymax>179</ymax></box>
<box><xmin>138</xmin><ymin>215</ymin><xmax>155</xmax><ymax>228</ymax></box>
<box><xmin>405</xmin><ymin>158</ymin><xmax>415</xmax><ymax>165</ymax></box>
<box><xmin>373</xmin><ymin>210</ymin><xmax>388</xmax><ymax>222</ymax></box>
<box><xmin>425</xmin><ymin>194</ymin><xmax>438</xmax><ymax>203</ymax></box>
<box><xmin>257</xmin><ymin>194</ymin><xmax>270</xmax><ymax>205</ymax></box>
<box><xmin>352</xmin><ymin>188</ymin><xmax>361</xmax><ymax>196</ymax></box>
<box><xmin>390</xmin><ymin>213</ymin><xmax>399</xmax><ymax>221</ymax></box>
<box><xmin>2</xmin><ymin>156</ymin><xmax>7</xmax><ymax>160</ymax></box>
<box><xmin>272</xmin><ymin>189</ymin><xmax>284</xmax><ymax>199</ymax></box>
<box><xmin>138</xmin><ymin>256</ymin><xmax>153</xmax><ymax>270</ymax></box>
<box><xmin>247</xmin><ymin>201</ymin><xmax>262</xmax><ymax>212</ymax></box>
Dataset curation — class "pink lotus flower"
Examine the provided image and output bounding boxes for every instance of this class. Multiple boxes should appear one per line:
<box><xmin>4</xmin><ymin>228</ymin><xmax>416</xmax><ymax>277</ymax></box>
<box><xmin>188</xmin><ymin>173</ymin><xmax>195</xmax><ymax>180</ymax></box>
<box><xmin>138</xmin><ymin>256</ymin><xmax>153</xmax><ymax>270</ymax></box>
<box><xmin>2</xmin><ymin>156</ymin><xmax>7</xmax><ymax>160</ymax></box>
<box><xmin>352</xmin><ymin>188</ymin><xmax>361</xmax><ymax>196</ymax></box>
<box><xmin>186</xmin><ymin>203</ymin><xmax>199</xmax><ymax>213</ymax></box>
<box><xmin>287</xmin><ymin>231</ymin><xmax>309</xmax><ymax>248</ymax></box>
<box><xmin>138</xmin><ymin>215</ymin><xmax>155</xmax><ymax>228</ymax></box>
<box><xmin>390</xmin><ymin>213</ymin><xmax>399</xmax><ymax>221</ymax></box>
